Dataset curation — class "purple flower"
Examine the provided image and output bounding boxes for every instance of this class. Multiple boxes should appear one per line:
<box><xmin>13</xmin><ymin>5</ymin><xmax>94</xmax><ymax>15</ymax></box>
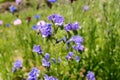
<box><xmin>28</xmin><ymin>77</ymin><xmax>37</xmax><ymax>80</ymax></box>
<box><xmin>52</xmin><ymin>58</ymin><xmax>56</xmax><ymax>63</ymax></box>
<box><xmin>32</xmin><ymin>25</ymin><xmax>38</xmax><ymax>30</ymax></box>
<box><xmin>9</xmin><ymin>5</ymin><xmax>17</xmax><ymax>13</ymax></box>
<box><xmin>42</xmin><ymin>58</ymin><xmax>50</xmax><ymax>67</ymax></box>
<box><xmin>66</xmin><ymin>52</ymin><xmax>74</xmax><ymax>60</ymax></box>
<box><xmin>36</xmin><ymin>21</ymin><xmax>52</xmax><ymax>37</ymax></box>
<box><xmin>6</xmin><ymin>23</ymin><xmax>11</xmax><ymax>27</ymax></box>
<box><xmin>32</xmin><ymin>45</ymin><xmax>43</xmax><ymax>54</ymax></box>
<box><xmin>12</xmin><ymin>60</ymin><xmax>22</xmax><ymax>72</ymax></box>
<box><xmin>70</xmin><ymin>35</ymin><xmax>84</xmax><ymax>44</ymax></box>
<box><xmin>58</xmin><ymin>57</ymin><xmax>62</xmax><ymax>63</ymax></box>
<box><xmin>83</xmin><ymin>5</ymin><xmax>89</xmax><ymax>11</ymax></box>
<box><xmin>48</xmin><ymin>0</ymin><xmax>57</xmax><ymax>3</ymax></box>
<box><xmin>28</xmin><ymin>68</ymin><xmax>40</xmax><ymax>80</ymax></box>
<box><xmin>48</xmin><ymin>14</ymin><xmax>64</xmax><ymax>26</ymax></box>
<box><xmin>44</xmin><ymin>74</ymin><xmax>58</xmax><ymax>80</ymax></box>
<box><xmin>0</xmin><ymin>20</ymin><xmax>3</xmax><ymax>26</ymax></box>
<box><xmin>44</xmin><ymin>53</ymin><xmax>50</xmax><ymax>61</ymax></box>
<box><xmin>16</xmin><ymin>0</ymin><xmax>22</xmax><ymax>5</ymax></box>
<box><xmin>34</xmin><ymin>15</ymin><xmax>40</xmax><ymax>19</ymax></box>
<box><xmin>75</xmin><ymin>56</ymin><xmax>80</xmax><ymax>62</ymax></box>
<box><xmin>86</xmin><ymin>71</ymin><xmax>95</xmax><ymax>80</ymax></box>
<box><xmin>40</xmin><ymin>23</ymin><xmax>52</xmax><ymax>37</ymax></box>
<box><xmin>64</xmin><ymin>22</ymin><xmax>80</xmax><ymax>31</ymax></box>
<box><xmin>72</xmin><ymin>44</ymin><xmax>84</xmax><ymax>51</ymax></box>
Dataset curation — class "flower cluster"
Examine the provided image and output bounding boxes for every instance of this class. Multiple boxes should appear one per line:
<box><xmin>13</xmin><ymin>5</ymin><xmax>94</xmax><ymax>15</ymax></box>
<box><xmin>86</xmin><ymin>71</ymin><xmax>95</xmax><ymax>80</ymax></box>
<box><xmin>0</xmin><ymin>20</ymin><xmax>3</xmax><ymax>26</ymax></box>
<box><xmin>9</xmin><ymin>5</ymin><xmax>17</xmax><ymax>13</ymax></box>
<box><xmin>33</xmin><ymin>21</ymin><xmax>52</xmax><ymax>37</ymax></box>
<box><xmin>28</xmin><ymin>68</ymin><xmax>40</xmax><ymax>80</ymax></box>
<box><xmin>12</xmin><ymin>60</ymin><xmax>22</xmax><ymax>72</ymax></box>
<box><xmin>44</xmin><ymin>74</ymin><xmax>58</xmax><ymax>80</ymax></box>
<box><xmin>48</xmin><ymin>14</ymin><xmax>64</xmax><ymax>26</ymax></box>
<box><xmin>42</xmin><ymin>53</ymin><xmax>51</xmax><ymax>67</ymax></box>
<box><xmin>33</xmin><ymin>45</ymin><xmax>43</xmax><ymax>55</ymax></box>
<box><xmin>66</xmin><ymin>52</ymin><xmax>80</xmax><ymax>62</ymax></box>
<box><xmin>48</xmin><ymin>0</ymin><xmax>57</xmax><ymax>3</ymax></box>
<box><xmin>64</xmin><ymin>22</ymin><xmax>80</xmax><ymax>31</ymax></box>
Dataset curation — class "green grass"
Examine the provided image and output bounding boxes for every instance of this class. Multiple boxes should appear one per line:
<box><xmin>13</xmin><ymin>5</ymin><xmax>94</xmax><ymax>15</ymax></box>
<box><xmin>0</xmin><ymin>0</ymin><xmax>120</xmax><ymax>80</ymax></box>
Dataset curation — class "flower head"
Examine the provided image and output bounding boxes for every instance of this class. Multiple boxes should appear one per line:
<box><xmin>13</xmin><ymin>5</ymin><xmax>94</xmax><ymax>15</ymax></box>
<box><xmin>72</xmin><ymin>44</ymin><xmax>84</xmax><ymax>51</ymax></box>
<box><xmin>12</xmin><ymin>60</ymin><xmax>22</xmax><ymax>72</ymax></box>
<box><xmin>13</xmin><ymin>18</ymin><xmax>22</xmax><ymax>25</ymax></box>
<box><xmin>34</xmin><ymin>15</ymin><xmax>40</xmax><ymax>19</ymax></box>
<box><xmin>33</xmin><ymin>45</ymin><xmax>43</xmax><ymax>54</ymax></box>
<box><xmin>16</xmin><ymin>0</ymin><xmax>22</xmax><ymax>5</ymax></box>
<box><xmin>58</xmin><ymin>57</ymin><xmax>62</xmax><ymax>63</ymax></box>
<box><xmin>52</xmin><ymin>58</ymin><xmax>56</xmax><ymax>63</ymax></box>
<box><xmin>83</xmin><ymin>5</ymin><xmax>89</xmax><ymax>11</ymax></box>
<box><xmin>48</xmin><ymin>14</ymin><xmax>64</xmax><ymax>26</ymax></box>
<box><xmin>66</xmin><ymin>52</ymin><xmax>74</xmax><ymax>60</ymax></box>
<box><xmin>9</xmin><ymin>5</ymin><xmax>17</xmax><ymax>13</ymax></box>
<box><xmin>75</xmin><ymin>56</ymin><xmax>80</xmax><ymax>62</ymax></box>
<box><xmin>86</xmin><ymin>71</ymin><xmax>95</xmax><ymax>80</ymax></box>
<box><xmin>70</xmin><ymin>35</ymin><xmax>84</xmax><ymax>44</ymax></box>
<box><xmin>44</xmin><ymin>53</ymin><xmax>50</xmax><ymax>61</ymax></box>
<box><xmin>48</xmin><ymin>0</ymin><xmax>57</xmax><ymax>3</ymax></box>
<box><xmin>28</xmin><ymin>68</ymin><xmax>40</xmax><ymax>80</ymax></box>
<box><xmin>40</xmin><ymin>23</ymin><xmax>52</xmax><ymax>37</ymax></box>
<box><xmin>44</xmin><ymin>74</ymin><xmax>58</xmax><ymax>80</ymax></box>
<box><xmin>42</xmin><ymin>58</ymin><xmax>50</xmax><ymax>67</ymax></box>
<box><xmin>64</xmin><ymin>22</ymin><xmax>80</xmax><ymax>31</ymax></box>
<box><xmin>6</xmin><ymin>23</ymin><xmax>11</xmax><ymax>27</ymax></box>
<box><xmin>0</xmin><ymin>20</ymin><xmax>3</xmax><ymax>26</ymax></box>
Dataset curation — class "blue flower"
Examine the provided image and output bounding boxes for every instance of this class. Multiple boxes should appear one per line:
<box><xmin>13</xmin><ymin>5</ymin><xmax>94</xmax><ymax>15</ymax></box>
<box><xmin>9</xmin><ymin>5</ymin><xmax>17</xmax><ymax>13</ymax></box>
<box><xmin>44</xmin><ymin>74</ymin><xmax>58</xmax><ymax>80</ymax></box>
<box><xmin>75</xmin><ymin>56</ymin><xmax>80</xmax><ymax>62</ymax></box>
<box><xmin>66</xmin><ymin>52</ymin><xmax>74</xmax><ymax>60</ymax></box>
<box><xmin>12</xmin><ymin>60</ymin><xmax>22</xmax><ymax>72</ymax></box>
<box><xmin>48</xmin><ymin>14</ymin><xmax>64</xmax><ymax>26</ymax></box>
<box><xmin>32</xmin><ymin>25</ymin><xmax>38</xmax><ymax>30</ymax></box>
<box><xmin>83</xmin><ymin>5</ymin><xmax>89</xmax><ymax>11</ymax></box>
<box><xmin>40</xmin><ymin>23</ymin><xmax>52</xmax><ymax>37</ymax></box>
<box><xmin>32</xmin><ymin>45</ymin><xmax>43</xmax><ymax>54</ymax></box>
<box><xmin>6</xmin><ymin>23</ymin><xmax>11</xmax><ymax>27</ymax></box>
<box><xmin>70</xmin><ymin>35</ymin><xmax>84</xmax><ymax>44</ymax></box>
<box><xmin>52</xmin><ymin>58</ymin><xmax>56</xmax><ymax>63</ymax></box>
<box><xmin>44</xmin><ymin>53</ymin><xmax>50</xmax><ymax>61</ymax></box>
<box><xmin>48</xmin><ymin>0</ymin><xmax>57</xmax><ymax>3</ymax></box>
<box><xmin>72</xmin><ymin>44</ymin><xmax>84</xmax><ymax>51</ymax></box>
<box><xmin>86</xmin><ymin>71</ymin><xmax>95</xmax><ymax>80</ymax></box>
<box><xmin>34</xmin><ymin>15</ymin><xmax>40</xmax><ymax>19</ymax></box>
<box><xmin>64</xmin><ymin>22</ymin><xmax>80</xmax><ymax>31</ymax></box>
<box><xmin>42</xmin><ymin>58</ymin><xmax>50</xmax><ymax>67</ymax></box>
<box><xmin>58</xmin><ymin>57</ymin><xmax>62</xmax><ymax>63</ymax></box>
<box><xmin>28</xmin><ymin>76</ymin><xmax>37</xmax><ymax>80</ymax></box>
<box><xmin>28</xmin><ymin>68</ymin><xmax>40</xmax><ymax>80</ymax></box>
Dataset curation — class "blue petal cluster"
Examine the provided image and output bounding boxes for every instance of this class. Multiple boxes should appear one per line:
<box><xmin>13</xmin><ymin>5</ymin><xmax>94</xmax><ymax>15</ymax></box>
<box><xmin>12</xmin><ymin>60</ymin><xmax>22</xmax><ymax>72</ymax></box>
<box><xmin>86</xmin><ymin>71</ymin><xmax>95</xmax><ymax>80</ymax></box>
<box><xmin>44</xmin><ymin>74</ymin><xmax>58</xmax><ymax>80</ymax></box>
<box><xmin>42</xmin><ymin>58</ymin><xmax>51</xmax><ymax>67</ymax></box>
<box><xmin>48</xmin><ymin>0</ymin><xmax>57</xmax><ymax>3</ymax></box>
<box><xmin>48</xmin><ymin>14</ymin><xmax>64</xmax><ymax>26</ymax></box>
<box><xmin>66</xmin><ymin>52</ymin><xmax>74</xmax><ymax>60</ymax></box>
<box><xmin>33</xmin><ymin>45</ymin><xmax>43</xmax><ymax>54</ymax></box>
<box><xmin>28</xmin><ymin>68</ymin><xmax>40</xmax><ymax>80</ymax></box>
<box><xmin>64</xmin><ymin>22</ymin><xmax>80</xmax><ymax>31</ymax></box>
<box><xmin>9</xmin><ymin>5</ymin><xmax>17</xmax><ymax>13</ymax></box>
<box><xmin>75</xmin><ymin>56</ymin><xmax>80</xmax><ymax>62</ymax></box>
<box><xmin>72</xmin><ymin>43</ymin><xmax>84</xmax><ymax>51</ymax></box>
